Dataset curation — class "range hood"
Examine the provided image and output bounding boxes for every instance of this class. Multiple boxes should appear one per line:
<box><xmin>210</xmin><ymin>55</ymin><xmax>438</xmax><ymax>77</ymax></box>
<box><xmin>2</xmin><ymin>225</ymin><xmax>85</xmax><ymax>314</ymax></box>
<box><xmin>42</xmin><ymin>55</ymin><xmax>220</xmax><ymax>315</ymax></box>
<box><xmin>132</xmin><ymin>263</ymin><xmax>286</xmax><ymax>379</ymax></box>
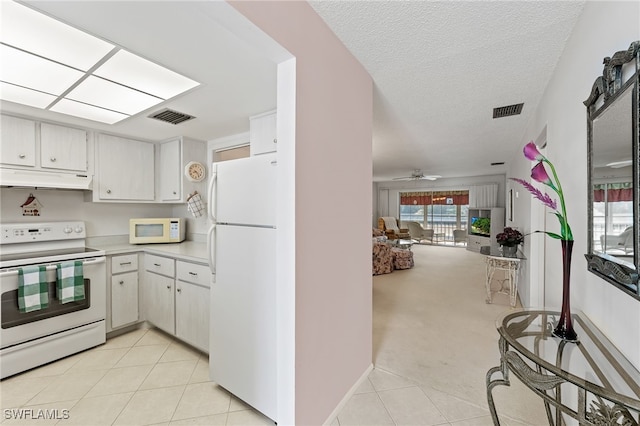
<box><xmin>0</xmin><ymin>169</ymin><xmax>93</xmax><ymax>190</ymax></box>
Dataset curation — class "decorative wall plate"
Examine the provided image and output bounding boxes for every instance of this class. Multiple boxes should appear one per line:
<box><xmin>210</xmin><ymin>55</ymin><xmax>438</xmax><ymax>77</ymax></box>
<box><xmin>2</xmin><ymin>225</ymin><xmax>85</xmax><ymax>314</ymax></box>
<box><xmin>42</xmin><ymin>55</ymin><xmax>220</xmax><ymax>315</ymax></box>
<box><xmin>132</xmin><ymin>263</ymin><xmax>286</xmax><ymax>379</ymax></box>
<box><xmin>185</xmin><ymin>161</ymin><xmax>206</xmax><ymax>182</ymax></box>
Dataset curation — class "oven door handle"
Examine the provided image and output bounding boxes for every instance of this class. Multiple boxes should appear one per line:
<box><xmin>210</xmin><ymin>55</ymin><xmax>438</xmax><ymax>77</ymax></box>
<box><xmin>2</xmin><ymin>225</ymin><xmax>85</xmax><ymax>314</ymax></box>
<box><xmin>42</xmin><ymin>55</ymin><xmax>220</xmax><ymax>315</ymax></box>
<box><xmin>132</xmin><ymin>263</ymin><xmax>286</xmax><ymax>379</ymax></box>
<box><xmin>0</xmin><ymin>256</ymin><xmax>106</xmax><ymax>277</ymax></box>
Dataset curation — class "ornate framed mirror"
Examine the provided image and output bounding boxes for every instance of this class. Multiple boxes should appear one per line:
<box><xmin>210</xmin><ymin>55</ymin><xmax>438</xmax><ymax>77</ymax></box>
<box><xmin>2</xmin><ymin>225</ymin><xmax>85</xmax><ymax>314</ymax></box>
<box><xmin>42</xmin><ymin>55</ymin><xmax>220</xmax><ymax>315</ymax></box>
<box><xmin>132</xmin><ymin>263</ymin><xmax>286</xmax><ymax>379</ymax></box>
<box><xmin>585</xmin><ymin>41</ymin><xmax>639</xmax><ymax>300</ymax></box>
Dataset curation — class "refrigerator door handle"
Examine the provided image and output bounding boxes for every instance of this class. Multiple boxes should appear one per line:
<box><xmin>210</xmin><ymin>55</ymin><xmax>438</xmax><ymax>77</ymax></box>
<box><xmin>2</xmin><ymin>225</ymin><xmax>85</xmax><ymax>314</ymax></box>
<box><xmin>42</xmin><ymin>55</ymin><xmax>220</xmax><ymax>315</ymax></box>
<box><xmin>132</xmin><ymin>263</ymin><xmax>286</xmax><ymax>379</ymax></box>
<box><xmin>207</xmin><ymin>224</ymin><xmax>216</xmax><ymax>274</ymax></box>
<box><xmin>208</xmin><ymin>169</ymin><xmax>217</xmax><ymax>222</ymax></box>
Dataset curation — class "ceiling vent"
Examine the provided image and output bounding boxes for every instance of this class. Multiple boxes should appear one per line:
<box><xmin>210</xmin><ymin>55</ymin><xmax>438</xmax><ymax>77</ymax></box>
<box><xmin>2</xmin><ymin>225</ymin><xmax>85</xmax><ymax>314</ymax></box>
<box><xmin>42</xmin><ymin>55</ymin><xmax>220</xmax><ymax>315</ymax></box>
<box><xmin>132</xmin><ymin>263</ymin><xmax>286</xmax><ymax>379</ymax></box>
<box><xmin>149</xmin><ymin>108</ymin><xmax>195</xmax><ymax>125</ymax></box>
<box><xmin>493</xmin><ymin>103</ymin><xmax>524</xmax><ymax>119</ymax></box>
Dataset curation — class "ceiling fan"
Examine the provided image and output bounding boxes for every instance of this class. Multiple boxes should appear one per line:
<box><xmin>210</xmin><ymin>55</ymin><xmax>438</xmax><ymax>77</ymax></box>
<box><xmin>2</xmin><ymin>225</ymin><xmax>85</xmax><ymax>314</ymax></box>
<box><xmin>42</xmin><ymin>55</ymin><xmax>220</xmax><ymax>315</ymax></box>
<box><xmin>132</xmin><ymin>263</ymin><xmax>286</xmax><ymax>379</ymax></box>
<box><xmin>392</xmin><ymin>169</ymin><xmax>441</xmax><ymax>181</ymax></box>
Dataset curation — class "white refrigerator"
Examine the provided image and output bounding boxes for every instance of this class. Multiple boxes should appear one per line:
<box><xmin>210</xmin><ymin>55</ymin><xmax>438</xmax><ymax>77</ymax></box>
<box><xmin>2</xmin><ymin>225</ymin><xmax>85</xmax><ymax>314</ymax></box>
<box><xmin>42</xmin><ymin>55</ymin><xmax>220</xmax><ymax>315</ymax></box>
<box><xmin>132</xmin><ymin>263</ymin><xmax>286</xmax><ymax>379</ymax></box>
<box><xmin>207</xmin><ymin>153</ymin><xmax>277</xmax><ymax>422</ymax></box>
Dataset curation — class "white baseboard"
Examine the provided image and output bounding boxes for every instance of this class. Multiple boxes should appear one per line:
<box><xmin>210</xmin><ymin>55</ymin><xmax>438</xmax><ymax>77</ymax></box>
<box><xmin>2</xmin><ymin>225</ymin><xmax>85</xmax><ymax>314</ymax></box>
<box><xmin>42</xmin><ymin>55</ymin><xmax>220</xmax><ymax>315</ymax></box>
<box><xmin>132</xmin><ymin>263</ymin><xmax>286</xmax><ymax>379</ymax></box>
<box><xmin>322</xmin><ymin>363</ymin><xmax>374</xmax><ymax>425</ymax></box>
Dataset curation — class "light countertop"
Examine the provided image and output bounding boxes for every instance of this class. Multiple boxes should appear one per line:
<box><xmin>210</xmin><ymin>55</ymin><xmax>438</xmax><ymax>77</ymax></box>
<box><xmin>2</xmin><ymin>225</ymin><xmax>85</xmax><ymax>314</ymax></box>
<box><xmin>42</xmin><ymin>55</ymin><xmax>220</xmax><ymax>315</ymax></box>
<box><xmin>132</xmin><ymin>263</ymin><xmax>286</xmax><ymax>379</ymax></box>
<box><xmin>92</xmin><ymin>241</ymin><xmax>208</xmax><ymax>265</ymax></box>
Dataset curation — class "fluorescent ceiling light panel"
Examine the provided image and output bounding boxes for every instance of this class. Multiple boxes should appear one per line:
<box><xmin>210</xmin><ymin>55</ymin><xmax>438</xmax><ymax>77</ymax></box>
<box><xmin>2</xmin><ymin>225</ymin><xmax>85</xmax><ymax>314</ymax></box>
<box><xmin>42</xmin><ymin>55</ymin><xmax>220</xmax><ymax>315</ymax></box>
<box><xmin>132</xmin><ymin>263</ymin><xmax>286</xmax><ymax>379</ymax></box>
<box><xmin>0</xmin><ymin>1</ymin><xmax>114</xmax><ymax>71</ymax></box>
<box><xmin>0</xmin><ymin>82</ymin><xmax>57</xmax><ymax>108</ymax></box>
<box><xmin>94</xmin><ymin>50</ymin><xmax>199</xmax><ymax>99</ymax></box>
<box><xmin>0</xmin><ymin>1</ymin><xmax>199</xmax><ymax>124</ymax></box>
<box><xmin>50</xmin><ymin>99</ymin><xmax>129</xmax><ymax>125</ymax></box>
<box><xmin>66</xmin><ymin>75</ymin><xmax>162</xmax><ymax>115</ymax></box>
<box><xmin>0</xmin><ymin>44</ymin><xmax>85</xmax><ymax>95</ymax></box>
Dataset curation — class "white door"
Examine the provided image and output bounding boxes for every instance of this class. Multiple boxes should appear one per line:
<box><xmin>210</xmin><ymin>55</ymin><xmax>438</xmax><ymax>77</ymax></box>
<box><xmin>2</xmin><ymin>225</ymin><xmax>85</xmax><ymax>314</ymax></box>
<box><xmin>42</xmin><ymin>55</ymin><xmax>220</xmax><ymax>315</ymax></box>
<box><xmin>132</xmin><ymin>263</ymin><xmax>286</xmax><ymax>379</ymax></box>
<box><xmin>212</xmin><ymin>153</ymin><xmax>277</xmax><ymax>227</ymax></box>
<box><xmin>210</xmin><ymin>224</ymin><xmax>276</xmax><ymax>420</ymax></box>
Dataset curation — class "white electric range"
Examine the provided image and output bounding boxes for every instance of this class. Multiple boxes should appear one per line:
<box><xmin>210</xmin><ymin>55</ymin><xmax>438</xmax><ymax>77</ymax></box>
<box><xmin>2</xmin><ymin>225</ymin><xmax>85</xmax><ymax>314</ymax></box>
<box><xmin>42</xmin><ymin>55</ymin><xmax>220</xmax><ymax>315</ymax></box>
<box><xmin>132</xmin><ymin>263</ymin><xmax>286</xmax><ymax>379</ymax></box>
<box><xmin>0</xmin><ymin>221</ymin><xmax>106</xmax><ymax>379</ymax></box>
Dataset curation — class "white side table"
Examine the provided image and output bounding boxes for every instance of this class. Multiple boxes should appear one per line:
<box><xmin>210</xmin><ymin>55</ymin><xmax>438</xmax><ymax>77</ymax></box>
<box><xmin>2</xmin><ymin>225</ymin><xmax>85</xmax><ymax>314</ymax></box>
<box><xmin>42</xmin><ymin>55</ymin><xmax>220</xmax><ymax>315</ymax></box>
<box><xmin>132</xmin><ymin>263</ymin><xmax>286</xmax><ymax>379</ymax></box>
<box><xmin>485</xmin><ymin>255</ymin><xmax>521</xmax><ymax>308</ymax></box>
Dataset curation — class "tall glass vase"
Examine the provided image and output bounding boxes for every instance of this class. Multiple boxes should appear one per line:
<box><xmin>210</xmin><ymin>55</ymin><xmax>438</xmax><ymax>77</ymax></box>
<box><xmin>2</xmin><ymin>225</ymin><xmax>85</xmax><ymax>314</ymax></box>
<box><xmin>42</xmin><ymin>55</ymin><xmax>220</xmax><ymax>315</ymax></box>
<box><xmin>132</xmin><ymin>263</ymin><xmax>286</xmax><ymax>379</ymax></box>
<box><xmin>552</xmin><ymin>239</ymin><xmax>578</xmax><ymax>342</ymax></box>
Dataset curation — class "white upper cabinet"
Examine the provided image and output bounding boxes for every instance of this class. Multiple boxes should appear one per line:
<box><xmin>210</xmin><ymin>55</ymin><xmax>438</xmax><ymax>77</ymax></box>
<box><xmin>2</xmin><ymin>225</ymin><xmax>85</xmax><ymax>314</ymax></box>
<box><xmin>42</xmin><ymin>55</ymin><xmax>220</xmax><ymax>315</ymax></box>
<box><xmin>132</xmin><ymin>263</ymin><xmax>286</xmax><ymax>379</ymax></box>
<box><xmin>1</xmin><ymin>115</ymin><xmax>36</xmax><ymax>167</ymax></box>
<box><xmin>250</xmin><ymin>110</ymin><xmax>277</xmax><ymax>155</ymax></box>
<box><xmin>159</xmin><ymin>139</ymin><xmax>181</xmax><ymax>201</ymax></box>
<box><xmin>157</xmin><ymin>137</ymin><xmax>206</xmax><ymax>203</ymax></box>
<box><xmin>40</xmin><ymin>122</ymin><xmax>87</xmax><ymax>172</ymax></box>
<box><xmin>96</xmin><ymin>133</ymin><xmax>155</xmax><ymax>201</ymax></box>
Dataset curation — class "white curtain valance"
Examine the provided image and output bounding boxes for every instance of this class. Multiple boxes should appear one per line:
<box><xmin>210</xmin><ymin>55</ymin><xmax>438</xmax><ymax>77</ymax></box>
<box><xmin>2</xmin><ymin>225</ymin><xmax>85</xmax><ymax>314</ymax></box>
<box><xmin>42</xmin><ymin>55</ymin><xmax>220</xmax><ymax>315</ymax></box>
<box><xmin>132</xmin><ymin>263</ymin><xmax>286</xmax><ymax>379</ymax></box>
<box><xmin>469</xmin><ymin>184</ymin><xmax>498</xmax><ymax>208</ymax></box>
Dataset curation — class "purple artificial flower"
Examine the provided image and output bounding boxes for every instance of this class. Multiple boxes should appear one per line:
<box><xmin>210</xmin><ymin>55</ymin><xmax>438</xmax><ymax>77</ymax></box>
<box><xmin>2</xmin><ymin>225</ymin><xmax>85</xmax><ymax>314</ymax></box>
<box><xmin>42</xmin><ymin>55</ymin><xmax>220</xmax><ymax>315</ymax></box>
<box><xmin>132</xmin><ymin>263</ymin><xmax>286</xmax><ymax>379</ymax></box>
<box><xmin>523</xmin><ymin>141</ymin><xmax>545</xmax><ymax>161</ymax></box>
<box><xmin>510</xmin><ymin>178</ymin><xmax>557</xmax><ymax>210</ymax></box>
<box><xmin>531</xmin><ymin>162</ymin><xmax>556</xmax><ymax>190</ymax></box>
<box><xmin>512</xmin><ymin>142</ymin><xmax>573</xmax><ymax>241</ymax></box>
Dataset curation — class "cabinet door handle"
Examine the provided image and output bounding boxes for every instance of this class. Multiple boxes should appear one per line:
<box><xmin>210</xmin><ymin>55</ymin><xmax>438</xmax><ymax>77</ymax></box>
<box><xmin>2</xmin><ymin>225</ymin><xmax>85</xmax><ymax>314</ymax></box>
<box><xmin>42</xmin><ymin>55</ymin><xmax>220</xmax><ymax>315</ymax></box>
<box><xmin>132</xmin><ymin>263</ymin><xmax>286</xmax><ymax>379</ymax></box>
<box><xmin>154</xmin><ymin>263</ymin><xmax>161</xmax><ymax>267</ymax></box>
<box><xmin>119</xmin><ymin>280</ymin><xmax>124</xmax><ymax>285</ymax></box>
<box><xmin>50</xmin><ymin>157</ymin><xmax>56</xmax><ymax>162</ymax></box>
<box><xmin>177</xmin><ymin>288</ymin><xmax>182</xmax><ymax>293</ymax></box>
<box><xmin>18</xmin><ymin>154</ymin><xmax>26</xmax><ymax>159</ymax></box>
<box><xmin>106</xmin><ymin>189</ymin><xmax>112</xmax><ymax>194</ymax></box>
<box><xmin>173</xmin><ymin>191</ymin><xmax>177</xmax><ymax>195</ymax></box>
<box><xmin>188</xmin><ymin>272</ymin><xmax>197</xmax><ymax>276</ymax></box>
<box><xmin>166</xmin><ymin>285</ymin><xmax>171</xmax><ymax>289</ymax></box>
<box><xmin>273</xmin><ymin>138</ymin><xmax>277</xmax><ymax>143</ymax></box>
<box><xmin>119</xmin><ymin>262</ymin><xmax>132</xmax><ymax>266</ymax></box>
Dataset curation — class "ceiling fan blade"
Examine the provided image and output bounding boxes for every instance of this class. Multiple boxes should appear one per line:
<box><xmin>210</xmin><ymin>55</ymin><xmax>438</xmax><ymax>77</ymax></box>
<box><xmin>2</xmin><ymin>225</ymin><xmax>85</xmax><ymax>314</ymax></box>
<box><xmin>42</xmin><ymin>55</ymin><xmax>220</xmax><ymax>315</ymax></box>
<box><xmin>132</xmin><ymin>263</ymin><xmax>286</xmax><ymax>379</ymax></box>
<box><xmin>422</xmin><ymin>175</ymin><xmax>441</xmax><ymax>180</ymax></box>
<box><xmin>392</xmin><ymin>176</ymin><xmax>413</xmax><ymax>180</ymax></box>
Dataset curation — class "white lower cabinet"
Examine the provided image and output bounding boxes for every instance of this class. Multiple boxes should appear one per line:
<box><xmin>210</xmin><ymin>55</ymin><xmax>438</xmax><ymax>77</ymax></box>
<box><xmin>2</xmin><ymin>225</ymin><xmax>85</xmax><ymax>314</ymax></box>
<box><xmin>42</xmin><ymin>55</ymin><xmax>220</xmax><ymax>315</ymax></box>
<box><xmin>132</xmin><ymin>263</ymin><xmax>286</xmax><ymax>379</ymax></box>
<box><xmin>175</xmin><ymin>281</ymin><xmax>209</xmax><ymax>352</ymax></box>
<box><xmin>111</xmin><ymin>272</ymin><xmax>139</xmax><ymax>329</ymax></box>
<box><xmin>143</xmin><ymin>254</ymin><xmax>209</xmax><ymax>352</ymax></box>
<box><xmin>144</xmin><ymin>272</ymin><xmax>175</xmax><ymax>335</ymax></box>
<box><xmin>175</xmin><ymin>261</ymin><xmax>210</xmax><ymax>352</ymax></box>
<box><xmin>108</xmin><ymin>254</ymin><xmax>140</xmax><ymax>332</ymax></box>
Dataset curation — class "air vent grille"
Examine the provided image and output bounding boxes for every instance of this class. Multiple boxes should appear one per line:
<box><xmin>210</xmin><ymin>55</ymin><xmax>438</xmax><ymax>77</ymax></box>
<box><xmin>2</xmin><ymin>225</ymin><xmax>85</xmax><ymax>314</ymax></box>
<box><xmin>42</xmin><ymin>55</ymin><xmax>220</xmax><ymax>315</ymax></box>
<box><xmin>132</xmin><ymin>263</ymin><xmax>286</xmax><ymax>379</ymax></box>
<box><xmin>149</xmin><ymin>108</ymin><xmax>195</xmax><ymax>125</ymax></box>
<box><xmin>493</xmin><ymin>103</ymin><xmax>524</xmax><ymax>119</ymax></box>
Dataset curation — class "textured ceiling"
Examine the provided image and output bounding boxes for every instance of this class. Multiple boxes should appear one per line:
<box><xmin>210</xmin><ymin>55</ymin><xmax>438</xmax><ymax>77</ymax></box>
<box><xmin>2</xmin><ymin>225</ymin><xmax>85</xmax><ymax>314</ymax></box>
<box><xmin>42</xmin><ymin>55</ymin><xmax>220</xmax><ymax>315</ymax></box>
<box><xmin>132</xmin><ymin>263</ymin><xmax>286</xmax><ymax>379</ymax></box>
<box><xmin>309</xmin><ymin>1</ymin><xmax>586</xmax><ymax>181</ymax></box>
<box><xmin>1</xmin><ymin>1</ymin><xmax>586</xmax><ymax>182</ymax></box>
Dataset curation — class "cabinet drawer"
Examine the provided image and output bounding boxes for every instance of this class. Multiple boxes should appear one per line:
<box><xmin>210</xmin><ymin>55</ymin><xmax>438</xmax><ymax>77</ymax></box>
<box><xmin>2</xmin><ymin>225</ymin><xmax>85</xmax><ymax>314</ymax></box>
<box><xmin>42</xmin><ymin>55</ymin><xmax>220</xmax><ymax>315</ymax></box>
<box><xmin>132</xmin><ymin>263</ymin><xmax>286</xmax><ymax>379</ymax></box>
<box><xmin>144</xmin><ymin>254</ymin><xmax>175</xmax><ymax>277</ymax></box>
<box><xmin>111</xmin><ymin>254</ymin><xmax>138</xmax><ymax>274</ymax></box>
<box><xmin>176</xmin><ymin>261</ymin><xmax>211</xmax><ymax>288</ymax></box>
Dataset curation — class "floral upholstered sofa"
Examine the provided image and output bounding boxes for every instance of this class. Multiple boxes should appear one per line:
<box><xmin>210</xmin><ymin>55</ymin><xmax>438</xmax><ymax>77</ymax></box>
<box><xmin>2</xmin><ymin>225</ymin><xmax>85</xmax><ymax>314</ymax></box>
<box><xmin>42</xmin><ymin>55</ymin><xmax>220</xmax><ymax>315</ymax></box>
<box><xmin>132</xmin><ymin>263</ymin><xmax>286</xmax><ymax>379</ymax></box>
<box><xmin>372</xmin><ymin>229</ymin><xmax>414</xmax><ymax>275</ymax></box>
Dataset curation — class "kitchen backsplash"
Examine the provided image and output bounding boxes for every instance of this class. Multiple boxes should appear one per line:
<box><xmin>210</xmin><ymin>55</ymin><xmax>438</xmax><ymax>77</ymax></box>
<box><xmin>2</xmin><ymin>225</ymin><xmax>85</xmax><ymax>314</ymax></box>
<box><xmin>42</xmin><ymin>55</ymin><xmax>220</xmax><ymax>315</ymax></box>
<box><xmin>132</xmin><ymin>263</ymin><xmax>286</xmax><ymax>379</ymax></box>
<box><xmin>0</xmin><ymin>188</ymin><xmax>209</xmax><ymax>238</ymax></box>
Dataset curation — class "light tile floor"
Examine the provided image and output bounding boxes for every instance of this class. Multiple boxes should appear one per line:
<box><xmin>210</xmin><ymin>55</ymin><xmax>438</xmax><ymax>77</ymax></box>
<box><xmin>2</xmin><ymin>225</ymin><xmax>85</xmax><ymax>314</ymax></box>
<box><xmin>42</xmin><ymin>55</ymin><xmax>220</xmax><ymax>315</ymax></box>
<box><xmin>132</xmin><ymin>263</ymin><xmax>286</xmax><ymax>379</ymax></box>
<box><xmin>0</xmin><ymin>327</ymin><xmax>274</xmax><ymax>425</ymax></box>
<box><xmin>1</xmin><ymin>244</ymin><xmax>544</xmax><ymax>425</ymax></box>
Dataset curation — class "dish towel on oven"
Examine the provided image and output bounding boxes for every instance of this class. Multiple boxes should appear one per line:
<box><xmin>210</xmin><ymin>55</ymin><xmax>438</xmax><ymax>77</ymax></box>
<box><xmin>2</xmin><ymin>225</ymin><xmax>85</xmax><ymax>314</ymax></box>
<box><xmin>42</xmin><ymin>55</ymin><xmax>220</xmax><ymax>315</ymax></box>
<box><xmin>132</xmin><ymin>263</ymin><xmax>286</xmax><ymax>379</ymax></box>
<box><xmin>56</xmin><ymin>261</ymin><xmax>85</xmax><ymax>304</ymax></box>
<box><xmin>18</xmin><ymin>265</ymin><xmax>49</xmax><ymax>313</ymax></box>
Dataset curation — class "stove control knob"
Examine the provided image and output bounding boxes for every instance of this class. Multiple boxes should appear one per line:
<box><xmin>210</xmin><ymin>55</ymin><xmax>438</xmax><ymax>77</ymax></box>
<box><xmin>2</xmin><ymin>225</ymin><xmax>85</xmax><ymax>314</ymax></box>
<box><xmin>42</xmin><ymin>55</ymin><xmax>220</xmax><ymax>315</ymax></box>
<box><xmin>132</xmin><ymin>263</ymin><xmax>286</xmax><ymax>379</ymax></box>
<box><xmin>63</xmin><ymin>227</ymin><xmax>73</xmax><ymax>234</ymax></box>
<box><xmin>74</xmin><ymin>226</ymin><xmax>84</xmax><ymax>233</ymax></box>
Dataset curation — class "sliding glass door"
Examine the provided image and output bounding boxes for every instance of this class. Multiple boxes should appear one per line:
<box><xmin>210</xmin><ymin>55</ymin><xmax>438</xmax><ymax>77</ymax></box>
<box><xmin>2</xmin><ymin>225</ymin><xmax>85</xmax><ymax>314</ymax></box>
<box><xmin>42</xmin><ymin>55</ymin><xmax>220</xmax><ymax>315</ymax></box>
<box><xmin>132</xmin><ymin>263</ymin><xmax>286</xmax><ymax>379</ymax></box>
<box><xmin>399</xmin><ymin>190</ymin><xmax>469</xmax><ymax>242</ymax></box>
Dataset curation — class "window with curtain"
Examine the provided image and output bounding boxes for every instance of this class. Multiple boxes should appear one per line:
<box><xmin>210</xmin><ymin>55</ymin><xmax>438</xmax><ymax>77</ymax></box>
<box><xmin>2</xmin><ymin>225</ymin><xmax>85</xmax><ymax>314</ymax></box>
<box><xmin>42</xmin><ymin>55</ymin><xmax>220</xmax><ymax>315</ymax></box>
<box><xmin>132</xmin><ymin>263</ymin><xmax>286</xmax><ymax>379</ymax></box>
<box><xmin>399</xmin><ymin>190</ymin><xmax>469</xmax><ymax>240</ymax></box>
<box><xmin>592</xmin><ymin>182</ymin><xmax>633</xmax><ymax>249</ymax></box>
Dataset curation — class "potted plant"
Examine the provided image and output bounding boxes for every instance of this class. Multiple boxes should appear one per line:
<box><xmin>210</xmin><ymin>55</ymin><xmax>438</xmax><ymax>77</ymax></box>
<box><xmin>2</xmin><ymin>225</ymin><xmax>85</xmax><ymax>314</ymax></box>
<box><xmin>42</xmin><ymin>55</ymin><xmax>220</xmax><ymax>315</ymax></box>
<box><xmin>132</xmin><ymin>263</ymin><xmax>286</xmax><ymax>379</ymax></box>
<box><xmin>496</xmin><ymin>227</ymin><xmax>524</xmax><ymax>256</ymax></box>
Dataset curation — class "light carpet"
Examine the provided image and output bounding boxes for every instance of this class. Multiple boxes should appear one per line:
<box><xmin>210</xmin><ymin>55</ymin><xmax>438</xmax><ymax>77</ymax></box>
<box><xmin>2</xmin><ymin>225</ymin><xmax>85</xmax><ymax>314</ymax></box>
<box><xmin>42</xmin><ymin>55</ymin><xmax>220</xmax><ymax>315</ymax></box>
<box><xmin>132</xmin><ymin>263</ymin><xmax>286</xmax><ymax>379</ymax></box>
<box><xmin>363</xmin><ymin>243</ymin><xmax>547</xmax><ymax>425</ymax></box>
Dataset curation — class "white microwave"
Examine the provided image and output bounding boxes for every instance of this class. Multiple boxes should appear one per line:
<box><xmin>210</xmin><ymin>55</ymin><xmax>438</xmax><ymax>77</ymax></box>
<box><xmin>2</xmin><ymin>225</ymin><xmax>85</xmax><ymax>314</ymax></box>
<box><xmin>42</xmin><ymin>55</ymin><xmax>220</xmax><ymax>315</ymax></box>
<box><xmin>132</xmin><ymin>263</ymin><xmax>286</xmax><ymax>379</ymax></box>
<box><xmin>129</xmin><ymin>218</ymin><xmax>185</xmax><ymax>244</ymax></box>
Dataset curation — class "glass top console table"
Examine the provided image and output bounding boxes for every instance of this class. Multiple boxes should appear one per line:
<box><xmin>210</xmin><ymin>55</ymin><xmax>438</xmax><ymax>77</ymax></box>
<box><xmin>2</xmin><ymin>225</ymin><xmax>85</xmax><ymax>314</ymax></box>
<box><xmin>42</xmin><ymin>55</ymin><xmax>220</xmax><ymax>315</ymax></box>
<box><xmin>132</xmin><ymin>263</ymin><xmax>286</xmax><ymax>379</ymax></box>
<box><xmin>486</xmin><ymin>309</ymin><xmax>640</xmax><ymax>425</ymax></box>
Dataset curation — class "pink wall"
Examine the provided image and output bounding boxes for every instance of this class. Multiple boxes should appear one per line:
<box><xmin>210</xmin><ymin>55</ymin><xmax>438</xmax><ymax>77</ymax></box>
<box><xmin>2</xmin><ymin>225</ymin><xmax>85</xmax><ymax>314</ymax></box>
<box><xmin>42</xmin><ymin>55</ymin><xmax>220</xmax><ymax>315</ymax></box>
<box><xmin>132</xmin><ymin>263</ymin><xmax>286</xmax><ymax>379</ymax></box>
<box><xmin>231</xmin><ymin>2</ymin><xmax>373</xmax><ymax>424</ymax></box>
